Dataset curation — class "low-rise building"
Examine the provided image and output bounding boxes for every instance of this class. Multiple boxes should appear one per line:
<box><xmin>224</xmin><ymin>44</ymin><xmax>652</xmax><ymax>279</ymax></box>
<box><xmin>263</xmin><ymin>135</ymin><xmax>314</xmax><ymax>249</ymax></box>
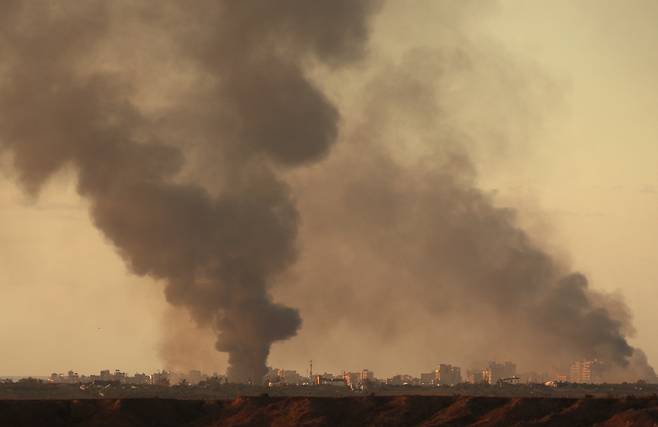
<box><xmin>466</xmin><ymin>369</ymin><xmax>486</xmax><ymax>384</ymax></box>
<box><xmin>569</xmin><ymin>360</ymin><xmax>606</xmax><ymax>384</ymax></box>
<box><xmin>434</xmin><ymin>364</ymin><xmax>461</xmax><ymax>386</ymax></box>
<box><xmin>420</xmin><ymin>372</ymin><xmax>434</xmax><ymax>385</ymax></box>
<box><xmin>484</xmin><ymin>361</ymin><xmax>517</xmax><ymax>384</ymax></box>
<box><xmin>387</xmin><ymin>374</ymin><xmax>417</xmax><ymax>386</ymax></box>
<box><xmin>360</xmin><ymin>369</ymin><xmax>375</xmax><ymax>384</ymax></box>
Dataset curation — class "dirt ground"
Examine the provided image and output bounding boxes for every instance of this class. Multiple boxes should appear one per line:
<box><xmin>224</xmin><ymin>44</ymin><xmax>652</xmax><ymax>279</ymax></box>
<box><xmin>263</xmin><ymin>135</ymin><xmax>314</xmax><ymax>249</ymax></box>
<box><xmin>1</xmin><ymin>395</ymin><xmax>658</xmax><ymax>426</ymax></box>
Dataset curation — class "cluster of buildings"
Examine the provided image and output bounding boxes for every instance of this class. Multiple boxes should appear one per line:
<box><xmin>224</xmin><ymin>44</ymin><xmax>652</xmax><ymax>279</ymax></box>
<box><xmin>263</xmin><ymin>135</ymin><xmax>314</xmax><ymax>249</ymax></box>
<box><xmin>341</xmin><ymin>369</ymin><xmax>375</xmax><ymax>388</ymax></box>
<box><xmin>294</xmin><ymin>360</ymin><xmax>581</xmax><ymax>388</ymax></box>
<box><xmin>46</xmin><ymin>358</ymin><xmax>610</xmax><ymax>388</ymax></box>
<box><xmin>48</xmin><ymin>369</ymin><xmax>219</xmax><ymax>386</ymax></box>
<box><xmin>423</xmin><ymin>364</ymin><xmax>462</xmax><ymax>386</ymax></box>
<box><xmin>308</xmin><ymin>364</ymin><xmax>464</xmax><ymax>388</ymax></box>
<box><xmin>264</xmin><ymin>368</ymin><xmax>304</xmax><ymax>386</ymax></box>
<box><xmin>265</xmin><ymin>369</ymin><xmax>376</xmax><ymax>389</ymax></box>
<box><xmin>268</xmin><ymin>361</ymin><xmax>515</xmax><ymax>388</ymax></box>
<box><xmin>569</xmin><ymin>359</ymin><xmax>606</xmax><ymax>384</ymax></box>
<box><xmin>466</xmin><ymin>361</ymin><xmax>518</xmax><ymax>385</ymax></box>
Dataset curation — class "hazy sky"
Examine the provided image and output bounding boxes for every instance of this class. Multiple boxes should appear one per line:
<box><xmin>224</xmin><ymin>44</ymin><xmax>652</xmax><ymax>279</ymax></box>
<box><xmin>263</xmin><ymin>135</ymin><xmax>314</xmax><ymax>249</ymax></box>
<box><xmin>485</xmin><ymin>0</ymin><xmax>658</xmax><ymax>373</ymax></box>
<box><xmin>0</xmin><ymin>1</ymin><xmax>656</xmax><ymax>377</ymax></box>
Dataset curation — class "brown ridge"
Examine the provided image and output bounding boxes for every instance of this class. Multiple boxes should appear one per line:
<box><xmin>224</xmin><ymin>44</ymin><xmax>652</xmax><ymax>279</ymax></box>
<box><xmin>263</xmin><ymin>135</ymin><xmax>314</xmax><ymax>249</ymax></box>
<box><xmin>1</xmin><ymin>396</ymin><xmax>658</xmax><ymax>426</ymax></box>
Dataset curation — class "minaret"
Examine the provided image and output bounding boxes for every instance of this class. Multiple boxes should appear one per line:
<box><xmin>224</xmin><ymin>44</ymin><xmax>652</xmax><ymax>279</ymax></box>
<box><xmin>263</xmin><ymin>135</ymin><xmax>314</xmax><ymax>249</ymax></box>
<box><xmin>309</xmin><ymin>360</ymin><xmax>313</xmax><ymax>381</ymax></box>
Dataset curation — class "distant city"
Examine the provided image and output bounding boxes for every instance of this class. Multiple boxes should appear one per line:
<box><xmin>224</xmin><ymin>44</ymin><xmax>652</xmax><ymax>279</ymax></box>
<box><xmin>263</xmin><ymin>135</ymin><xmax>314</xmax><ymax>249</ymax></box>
<box><xmin>27</xmin><ymin>358</ymin><xmax>609</xmax><ymax>389</ymax></box>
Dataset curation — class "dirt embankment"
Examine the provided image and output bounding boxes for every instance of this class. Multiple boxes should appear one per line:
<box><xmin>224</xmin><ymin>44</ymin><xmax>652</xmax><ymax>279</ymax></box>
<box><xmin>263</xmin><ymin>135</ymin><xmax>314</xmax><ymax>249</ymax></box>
<box><xmin>0</xmin><ymin>395</ymin><xmax>657</xmax><ymax>426</ymax></box>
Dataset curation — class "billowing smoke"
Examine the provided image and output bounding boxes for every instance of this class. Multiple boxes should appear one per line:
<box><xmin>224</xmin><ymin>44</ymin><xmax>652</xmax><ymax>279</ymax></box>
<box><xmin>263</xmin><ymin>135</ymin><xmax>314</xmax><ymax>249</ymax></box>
<box><xmin>0</xmin><ymin>0</ymin><xmax>380</xmax><ymax>382</ymax></box>
<box><xmin>0</xmin><ymin>1</ymin><xmax>654</xmax><ymax>383</ymax></box>
<box><xmin>275</xmin><ymin>5</ymin><xmax>657</xmax><ymax>381</ymax></box>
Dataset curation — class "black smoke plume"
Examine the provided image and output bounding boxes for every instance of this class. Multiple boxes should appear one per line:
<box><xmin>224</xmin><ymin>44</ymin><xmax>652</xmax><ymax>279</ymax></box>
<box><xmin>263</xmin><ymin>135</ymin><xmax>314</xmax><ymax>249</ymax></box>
<box><xmin>0</xmin><ymin>0</ymin><xmax>380</xmax><ymax>382</ymax></box>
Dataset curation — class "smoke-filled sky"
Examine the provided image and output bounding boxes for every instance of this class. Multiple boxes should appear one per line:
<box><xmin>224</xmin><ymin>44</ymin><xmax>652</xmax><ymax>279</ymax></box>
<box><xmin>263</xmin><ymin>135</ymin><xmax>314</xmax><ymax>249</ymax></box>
<box><xmin>0</xmin><ymin>1</ymin><xmax>657</xmax><ymax>379</ymax></box>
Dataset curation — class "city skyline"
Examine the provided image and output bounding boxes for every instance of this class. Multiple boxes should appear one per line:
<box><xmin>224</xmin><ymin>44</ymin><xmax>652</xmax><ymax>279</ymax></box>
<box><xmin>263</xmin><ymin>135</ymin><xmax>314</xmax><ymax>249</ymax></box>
<box><xmin>5</xmin><ymin>356</ymin><xmax>627</xmax><ymax>387</ymax></box>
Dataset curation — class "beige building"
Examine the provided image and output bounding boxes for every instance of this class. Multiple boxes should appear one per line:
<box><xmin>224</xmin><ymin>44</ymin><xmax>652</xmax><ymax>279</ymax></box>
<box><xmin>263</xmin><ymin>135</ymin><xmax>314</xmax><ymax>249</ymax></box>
<box><xmin>485</xmin><ymin>361</ymin><xmax>517</xmax><ymax>384</ymax></box>
<box><xmin>420</xmin><ymin>372</ymin><xmax>434</xmax><ymax>385</ymax></box>
<box><xmin>434</xmin><ymin>364</ymin><xmax>462</xmax><ymax>385</ymax></box>
<box><xmin>569</xmin><ymin>360</ymin><xmax>606</xmax><ymax>384</ymax></box>
<box><xmin>360</xmin><ymin>369</ymin><xmax>375</xmax><ymax>383</ymax></box>
<box><xmin>466</xmin><ymin>369</ymin><xmax>486</xmax><ymax>384</ymax></box>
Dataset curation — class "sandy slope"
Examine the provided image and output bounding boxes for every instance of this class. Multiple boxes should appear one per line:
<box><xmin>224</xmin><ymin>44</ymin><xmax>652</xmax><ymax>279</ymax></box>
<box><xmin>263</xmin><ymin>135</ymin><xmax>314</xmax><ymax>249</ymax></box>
<box><xmin>1</xmin><ymin>395</ymin><xmax>657</xmax><ymax>426</ymax></box>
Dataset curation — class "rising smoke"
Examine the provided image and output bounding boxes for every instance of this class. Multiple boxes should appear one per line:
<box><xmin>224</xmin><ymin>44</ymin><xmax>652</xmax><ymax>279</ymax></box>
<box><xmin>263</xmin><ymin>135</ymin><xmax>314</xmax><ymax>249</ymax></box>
<box><xmin>278</xmin><ymin>8</ymin><xmax>657</xmax><ymax>380</ymax></box>
<box><xmin>0</xmin><ymin>1</ymin><xmax>654</xmax><ymax>383</ymax></box>
<box><xmin>0</xmin><ymin>0</ymin><xmax>381</xmax><ymax>382</ymax></box>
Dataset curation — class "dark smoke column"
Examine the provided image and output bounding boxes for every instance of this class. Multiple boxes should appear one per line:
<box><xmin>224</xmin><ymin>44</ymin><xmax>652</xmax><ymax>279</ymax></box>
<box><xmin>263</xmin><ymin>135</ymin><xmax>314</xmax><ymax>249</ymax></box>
<box><xmin>0</xmin><ymin>1</ymin><xmax>381</xmax><ymax>383</ymax></box>
<box><xmin>161</xmin><ymin>0</ymin><xmax>383</xmax><ymax>382</ymax></box>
